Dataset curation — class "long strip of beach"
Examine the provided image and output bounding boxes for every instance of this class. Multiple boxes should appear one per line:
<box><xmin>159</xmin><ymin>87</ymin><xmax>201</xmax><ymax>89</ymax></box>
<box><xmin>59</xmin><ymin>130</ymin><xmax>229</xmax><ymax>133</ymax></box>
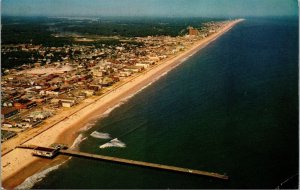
<box><xmin>1</xmin><ymin>19</ymin><xmax>243</xmax><ymax>189</ymax></box>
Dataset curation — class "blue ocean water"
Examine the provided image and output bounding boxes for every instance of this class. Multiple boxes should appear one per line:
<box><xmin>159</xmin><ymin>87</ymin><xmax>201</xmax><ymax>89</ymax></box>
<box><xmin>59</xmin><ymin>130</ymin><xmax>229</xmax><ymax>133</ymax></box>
<box><xmin>32</xmin><ymin>17</ymin><xmax>298</xmax><ymax>189</ymax></box>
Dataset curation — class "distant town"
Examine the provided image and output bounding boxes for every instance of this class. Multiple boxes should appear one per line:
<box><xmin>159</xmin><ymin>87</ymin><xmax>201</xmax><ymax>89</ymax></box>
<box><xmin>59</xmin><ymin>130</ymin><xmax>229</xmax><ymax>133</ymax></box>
<box><xmin>1</xmin><ymin>20</ymin><xmax>229</xmax><ymax>142</ymax></box>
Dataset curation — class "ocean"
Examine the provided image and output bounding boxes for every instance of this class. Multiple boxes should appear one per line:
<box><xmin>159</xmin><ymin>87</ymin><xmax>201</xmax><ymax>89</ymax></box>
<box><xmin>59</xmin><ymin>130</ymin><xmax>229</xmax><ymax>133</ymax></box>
<box><xmin>29</xmin><ymin>17</ymin><xmax>298</xmax><ymax>189</ymax></box>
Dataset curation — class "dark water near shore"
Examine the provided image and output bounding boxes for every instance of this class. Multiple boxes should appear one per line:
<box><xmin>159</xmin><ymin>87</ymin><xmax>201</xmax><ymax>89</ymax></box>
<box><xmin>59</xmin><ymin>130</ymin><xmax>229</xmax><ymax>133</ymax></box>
<box><xmin>32</xmin><ymin>18</ymin><xmax>298</xmax><ymax>189</ymax></box>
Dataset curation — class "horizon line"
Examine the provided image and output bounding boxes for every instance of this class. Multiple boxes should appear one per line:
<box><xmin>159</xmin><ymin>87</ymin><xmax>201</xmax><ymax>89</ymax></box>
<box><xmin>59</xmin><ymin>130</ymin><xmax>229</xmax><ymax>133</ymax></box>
<box><xmin>1</xmin><ymin>14</ymin><xmax>298</xmax><ymax>19</ymax></box>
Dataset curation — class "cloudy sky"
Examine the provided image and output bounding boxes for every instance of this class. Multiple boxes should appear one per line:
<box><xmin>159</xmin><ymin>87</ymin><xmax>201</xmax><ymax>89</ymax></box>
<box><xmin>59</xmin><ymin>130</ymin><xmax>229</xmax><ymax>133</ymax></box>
<box><xmin>2</xmin><ymin>0</ymin><xmax>298</xmax><ymax>17</ymax></box>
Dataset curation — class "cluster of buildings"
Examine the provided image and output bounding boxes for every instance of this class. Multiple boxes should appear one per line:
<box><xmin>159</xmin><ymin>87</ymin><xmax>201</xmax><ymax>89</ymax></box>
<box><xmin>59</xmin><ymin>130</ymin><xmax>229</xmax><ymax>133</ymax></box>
<box><xmin>1</xmin><ymin>20</ymin><xmax>230</xmax><ymax>142</ymax></box>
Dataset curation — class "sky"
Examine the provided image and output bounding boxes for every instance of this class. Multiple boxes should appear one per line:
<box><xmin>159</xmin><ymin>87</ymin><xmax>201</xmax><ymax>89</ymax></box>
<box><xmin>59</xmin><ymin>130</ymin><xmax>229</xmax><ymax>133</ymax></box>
<box><xmin>1</xmin><ymin>0</ymin><xmax>298</xmax><ymax>18</ymax></box>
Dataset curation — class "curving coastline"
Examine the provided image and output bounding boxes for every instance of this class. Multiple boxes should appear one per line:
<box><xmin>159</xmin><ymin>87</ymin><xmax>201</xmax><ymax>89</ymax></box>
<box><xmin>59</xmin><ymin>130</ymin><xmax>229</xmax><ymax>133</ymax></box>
<box><xmin>2</xmin><ymin>19</ymin><xmax>244</xmax><ymax>189</ymax></box>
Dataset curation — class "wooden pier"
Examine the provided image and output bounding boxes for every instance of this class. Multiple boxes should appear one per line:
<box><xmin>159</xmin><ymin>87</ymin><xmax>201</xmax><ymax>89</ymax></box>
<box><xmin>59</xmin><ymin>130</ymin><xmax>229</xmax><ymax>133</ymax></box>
<box><xmin>16</xmin><ymin>145</ymin><xmax>229</xmax><ymax>180</ymax></box>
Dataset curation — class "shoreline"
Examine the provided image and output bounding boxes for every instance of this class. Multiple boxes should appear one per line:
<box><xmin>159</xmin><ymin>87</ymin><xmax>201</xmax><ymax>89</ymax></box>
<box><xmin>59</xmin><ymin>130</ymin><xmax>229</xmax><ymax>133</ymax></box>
<box><xmin>1</xmin><ymin>19</ymin><xmax>244</xmax><ymax>189</ymax></box>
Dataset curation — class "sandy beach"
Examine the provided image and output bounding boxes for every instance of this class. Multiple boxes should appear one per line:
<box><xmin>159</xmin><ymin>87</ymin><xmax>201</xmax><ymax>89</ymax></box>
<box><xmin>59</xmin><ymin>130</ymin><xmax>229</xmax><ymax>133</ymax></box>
<box><xmin>1</xmin><ymin>19</ymin><xmax>243</xmax><ymax>189</ymax></box>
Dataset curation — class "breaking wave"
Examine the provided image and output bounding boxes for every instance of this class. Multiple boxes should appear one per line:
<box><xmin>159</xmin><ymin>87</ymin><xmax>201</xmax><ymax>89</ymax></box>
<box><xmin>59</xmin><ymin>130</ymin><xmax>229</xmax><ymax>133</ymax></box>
<box><xmin>15</xmin><ymin>159</ymin><xmax>69</xmax><ymax>190</ymax></box>
<box><xmin>102</xmin><ymin>101</ymin><xmax>125</xmax><ymax>117</ymax></box>
<box><xmin>100</xmin><ymin>83</ymin><xmax>155</xmax><ymax>118</ymax></box>
<box><xmin>90</xmin><ymin>131</ymin><xmax>111</xmax><ymax>139</ymax></box>
<box><xmin>126</xmin><ymin>81</ymin><xmax>155</xmax><ymax>101</ymax></box>
<box><xmin>99</xmin><ymin>138</ymin><xmax>126</xmax><ymax>149</ymax></box>
<box><xmin>79</xmin><ymin>123</ymin><xmax>95</xmax><ymax>132</ymax></box>
<box><xmin>70</xmin><ymin>134</ymin><xmax>87</xmax><ymax>150</ymax></box>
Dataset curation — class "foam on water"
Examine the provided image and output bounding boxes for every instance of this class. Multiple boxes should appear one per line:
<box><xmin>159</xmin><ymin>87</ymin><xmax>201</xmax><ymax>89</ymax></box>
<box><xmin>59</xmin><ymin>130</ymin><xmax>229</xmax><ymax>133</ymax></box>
<box><xmin>99</xmin><ymin>82</ymin><xmax>154</xmax><ymax>119</ymax></box>
<box><xmin>70</xmin><ymin>134</ymin><xmax>87</xmax><ymax>150</ymax></box>
<box><xmin>102</xmin><ymin>101</ymin><xmax>125</xmax><ymax>117</ymax></box>
<box><xmin>90</xmin><ymin>131</ymin><xmax>111</xmax><ymax>139</ymax></box>
<box><xmin>127</xmin><ymin>81</ymin><xmax>155</xmax><ymax>100</ymax></box>
<box><xmin>79</xmin><ymin>123</ymin><xmax>95</xmax><ymax>132</ymax></box>
<box><xmin>99</xmin><ymin>138</ymin><xmax>126</xmax><ymax>149</ymax></box>
<box><xmin>15</xmin><ymin>159</ymin><xmax>69</xmax><ymax>190</ymax></box>
<box><xmin>16</xmin><ymin>133</ymin><xmax>88</xmax><ymax>189</ymax></box>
